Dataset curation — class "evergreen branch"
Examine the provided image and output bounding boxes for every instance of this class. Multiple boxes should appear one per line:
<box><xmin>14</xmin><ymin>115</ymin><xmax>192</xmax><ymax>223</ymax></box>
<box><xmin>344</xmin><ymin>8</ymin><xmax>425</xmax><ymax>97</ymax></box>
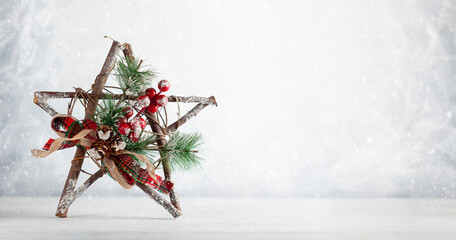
<box><xmin>125</xmin><ymin>133</ymin><xmax>157</xmax><ymax>150</ymax></box>
<box><xmin>93</xmin><ymin>94</ymin><xmax>126</xmax><ymax>127</ymax></box>
<box><xmin>161</xmin><ymin>131</ymin><xmax>204</xmax><ymax>172</ymax></box>
<box><xmin>127</xmin><ymin>149</ymin><xmax>158</xmax><ymax>168</ymax></box>
<box><xmin>114</xmin><ymin>56</ymin><xmax>156</xmax><ymax>95</ymax></box>
<box><xmin>124</xmin><ymin>134</ymin><xmax>159</xmax><ymax>166</ymax></box>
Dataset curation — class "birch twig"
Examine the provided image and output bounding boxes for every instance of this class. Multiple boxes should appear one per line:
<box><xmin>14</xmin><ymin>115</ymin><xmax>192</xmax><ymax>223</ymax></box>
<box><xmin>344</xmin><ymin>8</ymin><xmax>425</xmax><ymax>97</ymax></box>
<box><xmin>136</xmin><ymin>182</ymin><xmax>181</xmax><ymax>218</ymax></box>
<box><xmin>166</xmin><ymin>96</ymin><xmax>217</xmax><ymax>133</ymax></box>
<box><xmin>55</xmin><ymin>40</ymin><xmax>123</xmax><ymax>218</ymax></box>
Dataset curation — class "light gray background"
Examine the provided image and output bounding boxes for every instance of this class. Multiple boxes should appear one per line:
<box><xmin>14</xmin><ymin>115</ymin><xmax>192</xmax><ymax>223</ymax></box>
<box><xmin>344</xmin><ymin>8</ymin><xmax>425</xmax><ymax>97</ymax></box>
<box><xmin>1</xmin><ymin>0</ymin><xmax>456</xmax><ymax>198</ymax></box>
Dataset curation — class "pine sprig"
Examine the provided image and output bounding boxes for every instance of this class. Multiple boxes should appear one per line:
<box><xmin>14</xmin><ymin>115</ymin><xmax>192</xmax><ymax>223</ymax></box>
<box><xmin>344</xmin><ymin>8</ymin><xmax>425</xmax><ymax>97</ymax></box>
<box><xmin>93</xmin><ymin>94</ymin><xmax>126</xmax><ymax>128</ymax></box>
<box><xmin>125</xmin><ymin>133</ymin><xmax>157</xmax><ymax>150</ymax></box>
<box><xmin>161</xmin><ymin>131</ymin><xmax>204</xmax><ymax>172</ymax></box>
<box><xmin>114</xmin><ymin>57</ymin><xmax>156</xmax><ymax>95</ymax></box>
<box><xmin>125</xmin><ymin>134</ymin><xmax>158</xmax><ymax>166</ymax></box>
<box><xmin>127</xmin><ymin>149</ymin><xmax>158</xmax><ymax>168</ymax></box>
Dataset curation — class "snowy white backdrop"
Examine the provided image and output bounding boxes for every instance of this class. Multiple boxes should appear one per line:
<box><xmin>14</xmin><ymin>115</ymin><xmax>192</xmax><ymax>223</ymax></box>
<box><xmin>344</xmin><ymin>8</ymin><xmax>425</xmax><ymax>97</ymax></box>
<box><xmin>1</xmin><ymin>0</ymin><xmax>456</xmax><ymax>198</ymax></box>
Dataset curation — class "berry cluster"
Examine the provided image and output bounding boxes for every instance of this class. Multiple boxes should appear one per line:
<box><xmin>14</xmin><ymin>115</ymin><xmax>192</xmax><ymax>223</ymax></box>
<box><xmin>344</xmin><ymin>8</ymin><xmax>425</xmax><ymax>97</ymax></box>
<box><xmin>137</xmin><ymin>79</ymin><xmax>170</xmax><ymax>114</ymax></box>
<box><xmin>115</xmin><ymin>80</ymin><xmax>171</xmax><ymax>142</ymax></box>
<box><xmin>116</xmin><ymin>107</ymin><xmax>147</xmax><ymax>142</ymax></box>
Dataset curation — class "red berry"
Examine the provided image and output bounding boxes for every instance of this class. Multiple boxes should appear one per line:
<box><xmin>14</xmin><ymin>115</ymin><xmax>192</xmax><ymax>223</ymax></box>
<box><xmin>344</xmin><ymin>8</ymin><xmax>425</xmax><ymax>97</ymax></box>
<box><xmin>136</xmin><ymin>95</ymin><xmax>150</xmax><ymax>110</ymax></box>
<box><xmin>145</xmin><ymin>88</ymin><xmax>157</xmax><ymax>98</ymax></box>
<box><xmin>128</xmin><ymin>118</ymin><xmax>143</xmax><ymax>130</ymax></box>
<box><xmin>147</xmin><ymin>104</ymin><xmax>159</xmax><ymax>113</ymax></box>
<box><xmin>118</xmin><ymin>123</ymin><xmax>131</xmax><ymax>135</ymax></box>
<box><xmin>115</xmin><ymin>117</ymin><xmax>127</xmax><ymax>126</ymax></box>
<box><xmin>138</xmin><ymin>118</ymin><xmax>147</xmax><ymax>129</ymax></box>
<box><xmin>158</xmin><ymin>80</ymin><xmax>170</xmax><ymax>92</ymax></box>
<box><xmin>122</xmin><ymin>107</ymin><xmax>134</xmax><ymax>119</ymax></box>
<box><xmin>128</xmin><ymin>122</ymin><xmax>137</xmax><ymax>130</ymax></box>
<box><xmin>128</xmin><ymin>131</ymin><xmax>140</xmax><ymax>142</ymax></box>
<box><xmin>155</xmin><ymin>95</ymin><xmax>168</xmax><ymax>107</ymax></box>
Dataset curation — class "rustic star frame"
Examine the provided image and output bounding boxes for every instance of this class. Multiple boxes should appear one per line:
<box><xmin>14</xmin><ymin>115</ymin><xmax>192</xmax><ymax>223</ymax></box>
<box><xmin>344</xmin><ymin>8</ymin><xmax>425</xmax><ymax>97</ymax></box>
<box><xmin>33</xmin><ymin>40</ymin><xmax>217</xmax><ymax>218</ymax></box>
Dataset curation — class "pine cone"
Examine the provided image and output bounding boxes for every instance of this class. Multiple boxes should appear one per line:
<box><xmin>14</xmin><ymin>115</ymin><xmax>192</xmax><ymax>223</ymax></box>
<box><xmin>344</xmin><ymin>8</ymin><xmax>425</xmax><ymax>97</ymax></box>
<box><xmin>97</xmin><ymin>125</ymin><xmax>113</xmax><ymax>141</ymax></box>
<box><xmin>110</xmin><ymin>135</ymin><xmax>126</xmax><ymax>154</ymax></box>
<box><xmin>89</xmin><ymin>140</ymin><xmax>111</xmax><ymax>160</ymax></box>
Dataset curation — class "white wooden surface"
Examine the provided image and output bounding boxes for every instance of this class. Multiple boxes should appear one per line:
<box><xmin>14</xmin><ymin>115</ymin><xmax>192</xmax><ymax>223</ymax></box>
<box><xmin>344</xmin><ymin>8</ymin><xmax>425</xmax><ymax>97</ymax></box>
<box><xmin>1</xmin><ymin>197</ymin><xmax>456</xmax><ymax>239</ymax></box>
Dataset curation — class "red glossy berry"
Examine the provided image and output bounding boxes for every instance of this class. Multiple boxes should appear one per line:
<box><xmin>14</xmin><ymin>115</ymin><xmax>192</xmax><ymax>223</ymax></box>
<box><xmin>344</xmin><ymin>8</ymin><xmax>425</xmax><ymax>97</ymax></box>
<box><xmin>128</xmin><ymin>121</ymin><xmax>137</xmax><ymax>130</ymax></box>
<box><xmin>158</xmin><ymin>80</ymin><xmax>170</xmax><ymax>92</ymax></box>
<box><xmin>115</xmin><ymin>117</ymin><xmax>127</xmax><ymax>126</ymax></box>
<box><xmin>136</xmin><ymin>95</ymin><xmax>150</xmax><ymax>110</ymax></box>
<box><xmin>128</xmin><ymin>118</ymin><xmax>144</xmax><ymax>130</ymax></box>
<box><xmin>122</xmin><ymin>107</ymin><xmax>134</xmax><ymax>119</ymax></box>
<box><xmin>128</xmin><ymin>131</ymin><xmax>140</xmax><ymax>142</ymax></box>
<box><xmin>147</xmin><ymin>104</ymin><xmax>159</xmax><ymax>113</ymax></box>
<box><xmin>138</xmin><ymin>118</ymin><xmax>147</xmax><ymax>129</ymax></box>
<box><xmin>155</xmin><ymin>95</ymin><xmax>168</xmax><ymax>107</ymax></box>
<box><xmin>118</xmin><ymin>123</ymin><xmax>131</xmax><ymax>135</ymax></box>
<box><xmin>145</xmin><ymin>88</ymin><xmax>157</xmax><ymax>98</ymax></box>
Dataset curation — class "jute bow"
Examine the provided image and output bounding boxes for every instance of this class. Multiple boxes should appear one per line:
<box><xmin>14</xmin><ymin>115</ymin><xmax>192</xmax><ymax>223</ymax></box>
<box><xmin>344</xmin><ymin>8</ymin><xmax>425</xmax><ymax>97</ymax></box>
<box><xmin>31</xmin><ymin>114</ymin><xmax>173</xmax><ymax>194</ymax></box>
<box><xmin>31</xmin><ymin>114</ymin><xmax>97</xmax><ymax>157</ymax></box>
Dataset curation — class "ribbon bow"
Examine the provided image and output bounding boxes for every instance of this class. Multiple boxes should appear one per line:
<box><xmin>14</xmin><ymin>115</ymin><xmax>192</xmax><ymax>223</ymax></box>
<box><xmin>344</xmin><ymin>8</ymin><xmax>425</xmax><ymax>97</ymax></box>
<box><xmin>31</xmin><ymin>114</ymin><xmax>173</xmax><ymax>194</ymax></box>
<box><xmin>31</xmin><ymin>114</ymin><xmax>97</xmax><ymax>158</ymax></box>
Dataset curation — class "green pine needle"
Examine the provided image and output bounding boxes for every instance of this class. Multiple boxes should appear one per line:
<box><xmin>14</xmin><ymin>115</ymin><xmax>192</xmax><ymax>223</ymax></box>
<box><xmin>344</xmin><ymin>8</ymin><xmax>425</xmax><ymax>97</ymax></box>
<box><xmin>161</xmin><ymin>131</ymin><xmax>204</xmax><ymax>172</ymax></box>
<box><xmin>122</xmin><ymin>134</ymin><xmax>158</xmax><ymax>166</ymax></box>
<box><xmin>125</xmin><ymin>133</ymin><xmax>157</xmax><ymax>150</ymax></box>
<box><xmin>93</xmin><ymin>94</ymin><xmax>126</xmax><ymax>128</ymax></box>
<box><xmin>127</xmin><ymin>149</ymin><xmax>158</xmax><ymax>168</ymax></box>
<box><xmin>114</xmin><ymin>57</ymin><xmax>156</xmax><ymax>95</ymax></box>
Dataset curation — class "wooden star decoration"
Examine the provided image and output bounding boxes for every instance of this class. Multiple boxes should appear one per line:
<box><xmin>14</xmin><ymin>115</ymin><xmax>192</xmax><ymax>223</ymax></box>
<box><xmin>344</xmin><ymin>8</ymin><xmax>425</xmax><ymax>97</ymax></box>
<box><xmin>33</xmin><ymin>39</ymin><xmax>217</xmax><ymax>218</ymax></box>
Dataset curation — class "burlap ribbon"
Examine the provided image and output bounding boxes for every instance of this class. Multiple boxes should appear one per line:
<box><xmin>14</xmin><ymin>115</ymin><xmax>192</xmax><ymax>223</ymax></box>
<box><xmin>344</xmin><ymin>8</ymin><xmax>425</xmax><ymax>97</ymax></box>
<box><xmin>109</xmin><ymin>151</ymin><xmax>157</xmax><ymax>188</ymax></box>
<box><xmin>104</xmin><ymin>158</ymin><xmax>135</xmax><ymax>189</ymax></box>
<box><xmin>31</xmin><ymin>114</ymin><xmax>97</xmax><ymax>158</ymax></box>
<box><xmin>31</xmin><ymin>114</ymin><xmax>163</xmax><ymax>191</ymax></box>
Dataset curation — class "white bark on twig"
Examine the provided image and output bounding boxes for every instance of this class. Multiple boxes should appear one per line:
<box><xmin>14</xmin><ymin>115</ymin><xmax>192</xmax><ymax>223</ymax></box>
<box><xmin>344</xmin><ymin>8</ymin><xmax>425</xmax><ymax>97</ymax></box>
<box><xmin>136</xmin><ymin>182</ymin><xmax>182</xmax><ymax>218</ymax></box>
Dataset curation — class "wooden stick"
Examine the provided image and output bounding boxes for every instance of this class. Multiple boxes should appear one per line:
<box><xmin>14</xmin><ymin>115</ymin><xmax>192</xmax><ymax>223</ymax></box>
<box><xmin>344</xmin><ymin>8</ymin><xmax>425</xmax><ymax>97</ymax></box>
<box><xmin>136</xmin><ymin>182</ymin><xmax>181</xmax><ymax>218</ymax></box>
<box><xmin>168</xmin><ymin>95</ymin><xmax>217</xmax><ymax>106</ymax></box>
<box><xmin>123</xmin><ymin>43</ymin><xmax>134</xmax><ymax>60</ymax></box>
<box><xmin>121</xmin><ymin>45</ymin><xmax>183</xmax><ymax>213</ymax></box>
<box><xmin>67</xmin><ymin>91</ymin><xmax>78</xmax><ymax>115</ymax></box>
<box><xmin>56</xmin><ymin>170</ymin><xmax>104</xmax><ymax>213</ymax></box>
<box><xmin>146</xmin><ymin>112</ymin><xmax>182</xmax><ymax>211</ymax></box>
<box><xmin>34</xmin><ymin>91</ymin><xmax>217</xmax><ymax>105</ymax></box>
<box><xmin>166</xmin><ymin>96</ymin><xmax>217</xmax><ymax>133</ymax></box>
<box><xmin>56</xmin><ymin>40</ymin><xmax>122</xmax><ymax>218</ymax></box>
<box><xmin>73</xmin><ymin>170</ymin><xmax>103</xmax><ymax>198</ymax></box>
<box><xmin>33</xmin><ymin>95</ymin><xmax>58</xmax><ymax>116</ymax></box>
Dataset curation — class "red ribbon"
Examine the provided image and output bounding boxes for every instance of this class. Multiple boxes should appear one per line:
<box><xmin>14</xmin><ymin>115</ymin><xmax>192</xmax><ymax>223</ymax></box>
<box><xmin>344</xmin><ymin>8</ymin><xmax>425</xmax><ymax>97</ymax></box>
<box><xmin>34</xmin><ymin>115</ymin><xmax>173</xmax><ymax>194</ymax></box>
<box><xmin>42</xmin><ymin>115</ymin><xmax>97</xmax><ymax>151</ymax></box>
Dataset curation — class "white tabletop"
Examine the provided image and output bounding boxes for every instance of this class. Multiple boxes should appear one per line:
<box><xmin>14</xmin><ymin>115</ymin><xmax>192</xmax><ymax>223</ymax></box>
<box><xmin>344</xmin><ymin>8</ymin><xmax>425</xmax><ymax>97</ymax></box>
<box><xmin>1</xmin><ymin>197</ymin><xmax>456</xmax><ymax>239</ymax></box>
